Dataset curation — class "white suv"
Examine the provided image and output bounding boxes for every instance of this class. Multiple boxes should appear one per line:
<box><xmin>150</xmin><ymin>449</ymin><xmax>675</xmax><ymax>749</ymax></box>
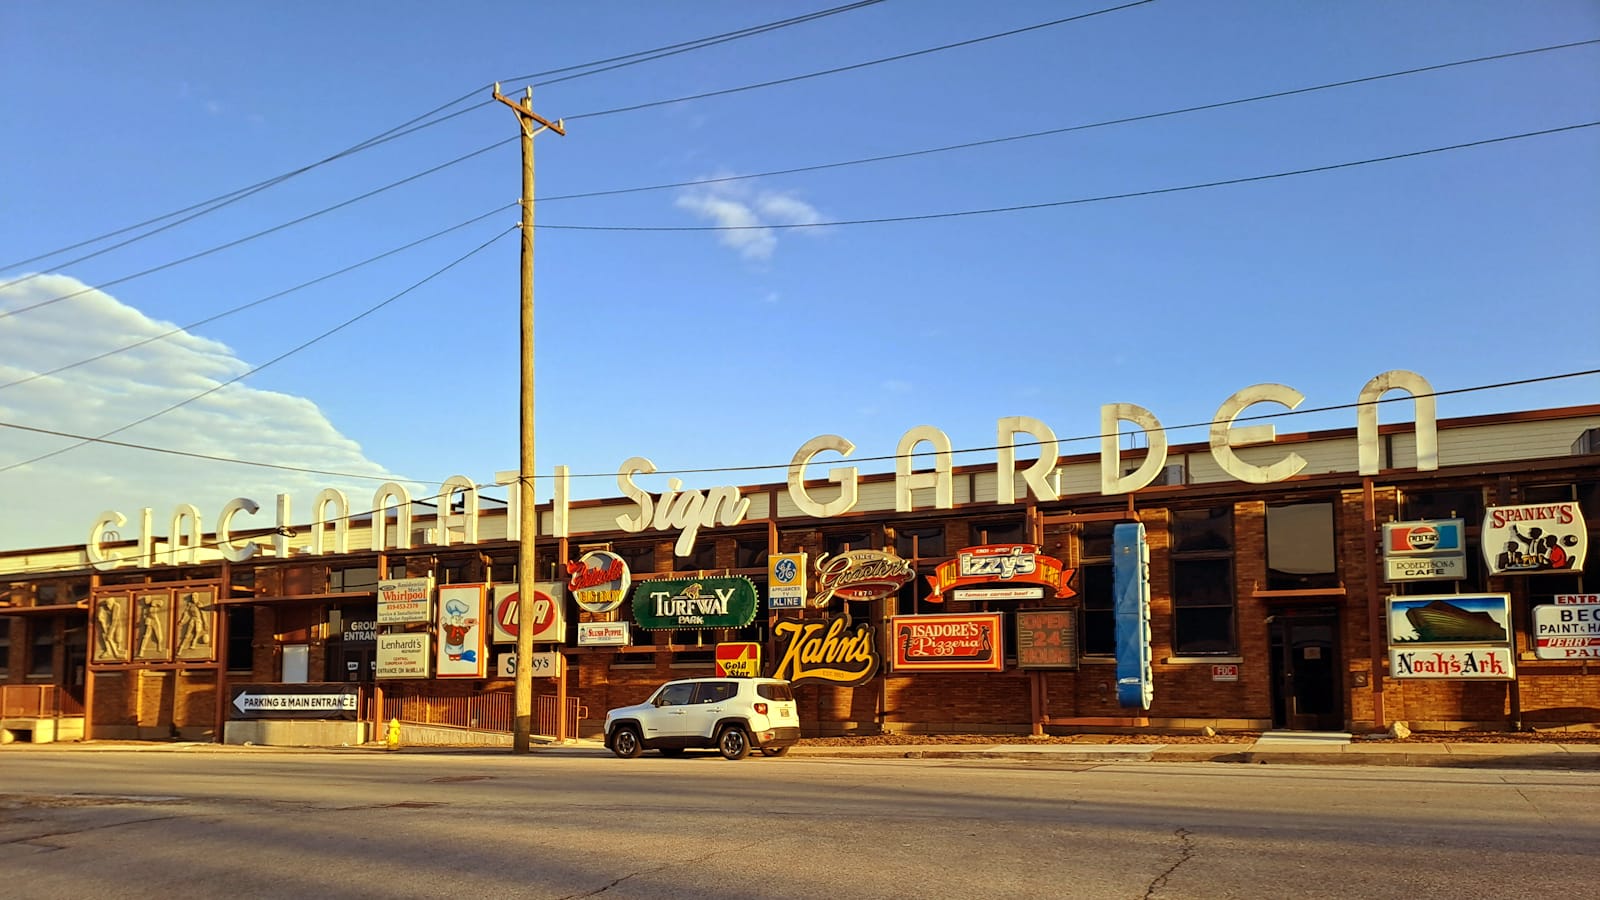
<box><xmin>604</xmin><ymin>677</ymin><xmax>801</xmax><ymax>760</ymax></box>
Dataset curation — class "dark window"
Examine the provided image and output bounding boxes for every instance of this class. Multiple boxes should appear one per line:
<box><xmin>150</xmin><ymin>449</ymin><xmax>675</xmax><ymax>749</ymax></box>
<box><xmin>227</xmin><ymin>610</ymin><xmax>254</xmax><ymax>673</ymax></box>
<box><xmin>1401</xmin><ymin>488</ymin><xmax>1483</xmax><ymax>524</ymax></box>
<box><xmin>895</xmin><ymin>525</ymin><xmax>945</xmax><ymax>560</ymax></box>
<box><xmin>1080</xmin><ymin>522</ymin><xmax>1116</xmax><ymax>656</ymax></box>
<box><xmin>330</xmin><ymin>566</ymin><xmax>378</xmax><ymax>592</ymax></box>
<box><xmin>1522</xmin><ymin>483</ymin><xmax>1575</xmax><ymax>504</ymax></box>
<box><xmin>674</xmin><ymin>541</ymin><xmax>717</xmax><ymax>573</ymax></box>
<box><xmin>0</xmin><ymin>625</ymin><xmax>11</xmax><ymax>674</ymax></box>
<box><xmin>757</xmin><ymin>682</ymin><xmax>794</xmax><ymax>701</ymax></box>
<box><xmin>734</xmin><ymin>539</ymin><xmax>768</xmax><ymax>570</ymax></box>
<box><xmin>1172</xmin><ymin>507</ymin><xmax>1236</xmax><ymax>655</ymax></box>
<box><xmin>655</xmin><ymin>683</ymin><xmax>695</xmax><ymax>706</ymax></box>
<box><xmin>694</xmin><ymin>681</ymin><xmax>736</xmax><ymax>703</ymax></box>
<box><xmin>1579</xmin><ymin>480</ymin><xmax>1600</xmax><ymax>519</ymax></box>
<box><xmin>29</xmin><ymin>619</ymin><xmax>55</xmax><ymax>676</ymax></box>
<box><xmin>37</xmin><ymin>583</ymin><xmax>59</xmax><ymax>604</ymax></box>
<box><xmin>974</xmin><ymin>520</ymin><xmax>1026</xmax><ymax>545</ymax></box>
<box><xmin>616</xmin><ymin>543</ymin><xmax>657</xmax><ymax>576</ymax></box>
<box><xmin>825</xmin><ymin>531</ymin><xmax>875</xmax><ymax>555</ymax></box>
<box><xmin>1266</xmin><ymin>502</ymin><xmax>1338</xmax><ymax>590</ymax></box>
<box><xmin>231</xmin><ymin>568</ymin><xmax>256</xmax><ymax>599</ymax></box>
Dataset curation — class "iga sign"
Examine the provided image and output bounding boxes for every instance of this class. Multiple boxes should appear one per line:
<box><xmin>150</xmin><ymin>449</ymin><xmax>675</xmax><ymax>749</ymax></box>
<box><xmin>1481</xmin><ymin>502</ymin><xmax>1586</xmax><ymax>575</ymax></box>
<box><xmin>633</xmin><ymin>577</ymin><xmax>759</xmax><ymax>630</ymax></box>
<box><xmin>890</xmin><ymin>613</ymin><xmax>1004</xmax><ymax>672</ymax></box>
<box><xmin>566</xmin><ymin>550</ymin><xmax>630</xmax><ymax>614</ymax></box>
<box><xmin>1533</xmin><ymin>603</ymin><xmax>1600</xmax><ymax>659</ymax></box>
<box><xmin>771</xmin><ymin>613</ymin><xmax>878</xmax><ymax>687</ymax></box>
<box><xmin>926</xmin><ymin>544</ymin><xmax>1076</xmax><ymax>603</ymax></box>
<box><xmin>492</xmin><ymin>582</ymin><xmax>565</xmax><ymax>644</ymax></box>
<box><xmin>1381</xmin><ymin>520</ymin><xmax>1466</xmax><ymax>582</ymax></box>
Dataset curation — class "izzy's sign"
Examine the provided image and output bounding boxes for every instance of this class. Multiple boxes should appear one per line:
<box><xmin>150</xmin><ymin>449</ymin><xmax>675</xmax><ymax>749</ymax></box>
<box><xmin>87</xmin><ymin>371</ymin><xmax>1439</xmax><ymax>568</ymax></box>
<box><xmin>926</xmin><ymin>544</ymin><xmax>1076</xmax><ymax>603</ymax></box>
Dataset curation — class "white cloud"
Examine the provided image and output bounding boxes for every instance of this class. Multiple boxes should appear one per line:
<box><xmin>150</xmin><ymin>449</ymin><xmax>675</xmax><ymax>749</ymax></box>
<box><xmin>675</xmin><ymin>176</ymin><xmax>824</xmax><ymax>261</ymax></box>
<box><xmin>0</xmin><ymin>275</ymin><xmax>404</xmax><ymax>551</ymax></box>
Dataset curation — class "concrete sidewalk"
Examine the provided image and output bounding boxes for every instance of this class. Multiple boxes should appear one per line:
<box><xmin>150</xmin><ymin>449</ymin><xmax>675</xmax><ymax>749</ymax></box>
<box><xmin>8</xmin><ymin>736</ymin><xmax>1600</xmax><ymax>770</ymax></box>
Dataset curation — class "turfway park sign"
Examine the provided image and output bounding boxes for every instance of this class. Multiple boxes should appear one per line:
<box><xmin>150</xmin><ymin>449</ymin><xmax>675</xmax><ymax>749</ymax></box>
<box><xmin>88</xmin><ymin>370</ymin><xmax>1439</xmax><ymax>567</ymax></box>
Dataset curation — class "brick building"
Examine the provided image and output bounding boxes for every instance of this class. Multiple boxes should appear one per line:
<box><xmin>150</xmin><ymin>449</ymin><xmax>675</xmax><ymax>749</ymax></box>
<box><xmin>3</xmin><ymin>385</ymin><xmax>1597</xmax><ymax>743</ymax></box>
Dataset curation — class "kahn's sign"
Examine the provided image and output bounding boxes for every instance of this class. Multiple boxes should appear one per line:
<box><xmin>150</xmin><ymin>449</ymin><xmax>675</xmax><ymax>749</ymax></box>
<box><xmin>926</xmin><ymin>544</ymin><xmax>1077</xmax><ymax>603</ymax></box>
<box><xmin>1481</xmin><ymin>502</ymin><xmax>1586</xmax><ymax>575</ymax></box>
<box><xmin>771</xmin><ymin>613</ymin><xmax>879</xmax><ymax>687</ymax></box>
<box><xmin>632</xmin><ymin>577</ymin><xmax>759</xmax><ymax>630</ymax></box>
<box><xmin>890</xmin><ymin>613</ymin><xmax>1004</xmax><ymax>672</ymax></box>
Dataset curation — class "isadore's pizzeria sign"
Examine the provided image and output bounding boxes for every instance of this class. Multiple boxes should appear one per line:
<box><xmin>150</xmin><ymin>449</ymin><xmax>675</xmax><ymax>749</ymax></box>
<box><xmin>85</xmin><ymin>370</ymin><xmax>1439</xmax><ymax>570</ymax></box>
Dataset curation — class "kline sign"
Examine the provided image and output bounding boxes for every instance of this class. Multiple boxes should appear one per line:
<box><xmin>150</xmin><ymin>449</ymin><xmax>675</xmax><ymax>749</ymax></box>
<box><xmin>87</xmin><ymin>370</ymin><xmax>1439</xmax><ymax>567</ymax></box>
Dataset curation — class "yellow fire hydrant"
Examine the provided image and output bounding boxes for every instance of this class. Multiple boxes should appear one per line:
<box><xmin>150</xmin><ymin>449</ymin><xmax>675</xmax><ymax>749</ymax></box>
<box><xmin>386</xmin><ymin>717</ymin><xmax>401</xmax><ymax>751</ymax></box>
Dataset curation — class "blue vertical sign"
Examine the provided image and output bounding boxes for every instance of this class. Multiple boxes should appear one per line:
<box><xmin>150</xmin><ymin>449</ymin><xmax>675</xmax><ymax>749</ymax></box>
<box><xmin>1113</xmin><ymin>522</ymin><xmax>1153</xmax><ymax>709</ymax></box>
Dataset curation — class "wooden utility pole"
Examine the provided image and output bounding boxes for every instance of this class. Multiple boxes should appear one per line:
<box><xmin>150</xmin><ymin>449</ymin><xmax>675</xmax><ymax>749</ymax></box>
<box><xmin>492</xmin><ymin>83</ymin><xmax>564</xmax><ymax>754</ymax></box>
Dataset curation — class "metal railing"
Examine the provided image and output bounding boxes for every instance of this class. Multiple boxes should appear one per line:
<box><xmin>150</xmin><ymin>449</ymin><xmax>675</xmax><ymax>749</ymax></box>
<box><xmin>0</xmin><ymin>684</ymin><xmax>85</xmax><ymax>719</ymax></box>
<box><xmin>381</xmin><ymin>689</ymin><xmax>585</xmax><ymax>737</ymax></box>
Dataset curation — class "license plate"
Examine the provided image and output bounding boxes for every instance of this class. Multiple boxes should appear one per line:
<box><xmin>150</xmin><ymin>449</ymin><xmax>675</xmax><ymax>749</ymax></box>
<box><xmin>781</xmin><ymin>708</ymin><xmax>791</xmax><ymax>718</ymax></box>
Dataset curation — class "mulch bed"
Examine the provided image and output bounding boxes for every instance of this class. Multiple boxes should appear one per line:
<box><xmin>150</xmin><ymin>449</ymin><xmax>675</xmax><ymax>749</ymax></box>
<box><xmin>798</xmin><ymin>729</ymin><xmax>1600</xmax><ymax>746</ymax></box>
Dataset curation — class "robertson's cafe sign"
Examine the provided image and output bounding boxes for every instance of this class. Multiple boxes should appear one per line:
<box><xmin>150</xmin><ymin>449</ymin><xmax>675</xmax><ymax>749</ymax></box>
<box><xmin>84</xmin><ymin>370</ymin><xmax>1440</xmax><ymax>569</ymax></box>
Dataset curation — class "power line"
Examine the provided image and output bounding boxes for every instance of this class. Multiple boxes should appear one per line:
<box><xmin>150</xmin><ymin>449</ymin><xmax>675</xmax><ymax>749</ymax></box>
<box><xmin>1</xmin><ymin>2</ymin><xmax>892</xmax><ymax>280</ymax></box>
<box><xmin>564</xmin><ymin>0</ymin><xmax>1156</xmax><ymax>121</ymax></box>
<box><xmin>535</xmin><ymin>38</ymin><xmax>1600</xmax><ymax>203</ymax></box>
<box><xmin>0</xmin><ymin>226</ymin><xmax>517</xmax><ymax>476</ymax></box>
<box><xmin>540</xmin><ymin>121</ymin><xmax>1600</xmax><ymax>232</ymax></box>
<box><xmin>516</xmin><ymin>0</ymin><xmax>889</xmax><ymax>86</ymax></box>
<box><xmin>0</xmin><ymin>204</ymin><xmax>518</xmax><ymax>393</ymax></box>
<box><xmin>0</xmin><ymin>137</ymin><xmax>516</xmax><ymax>321</ymax></box>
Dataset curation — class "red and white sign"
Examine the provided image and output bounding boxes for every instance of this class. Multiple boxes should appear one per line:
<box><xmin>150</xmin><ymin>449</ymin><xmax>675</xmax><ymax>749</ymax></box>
<box><xmin>577</xmin><ymin>621</ymin><xmax>630</xmax><ymax>647</ymax></box>
<box><xmin>436</xmin><ymin>583</ymin><xmax>486</xmax><ymax>679</ymax></box>
<box><xmin>1481</xmin><ymin>502</ymin><xmax>1587</xmax><ymax>575</ymax></box>
<box><xmin>491</xmin><ymin>581</ymin><xmax>565</xmax><ymax>644</ymax></box>
<box><xmin>1555</xmin><ymin>594</ymin><xmax>1600</xmax><ymax>605</ymax></box>
<box><xmin>1533</xmin><ymin>604</ymin><xmax>1600</xmax><ymax>659</ymax></box>
<box><xmin>889</xmin><ymin>613</ymin><xmax>1004</xmax><ymax>672</ymax></box>
<box><xmin>1211</xmin><ymin>664</ymin><xmax>1240</xmax><ymax>682</ymax></box>
<box><xmin>715</xmin><ymin>642</ymin><xmax>761</xmax><ymax>678</ymax></box>
<box><xmin>926</xmin><ymin>545</ymin><xmax>1076</xmax><ymax>603</ymax></box>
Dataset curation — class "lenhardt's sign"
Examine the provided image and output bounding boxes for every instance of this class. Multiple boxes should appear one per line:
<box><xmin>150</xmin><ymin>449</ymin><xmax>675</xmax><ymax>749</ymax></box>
<box><xmin>890</xmin><ymin>613</ymin><xmax>1004</xmax><ymax>672</ymax></box>
<box><xmin>87</xmin><ymin>370</ymin><xmax>1440</xmax><ymax>567</ymax></box>
<box><xmin>376</xmin><ymin>633</ymin><xmax>431</xmax><ymax>678</ymax></box>
<box><xmin>632</xmin><ymin>577</ymin><xmax>758</xmax><ymax>630</ymax></box>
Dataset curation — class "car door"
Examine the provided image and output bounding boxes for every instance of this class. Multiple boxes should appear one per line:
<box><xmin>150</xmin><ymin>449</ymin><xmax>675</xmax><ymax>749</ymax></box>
<box><xmin>683</xmin><ymin>680</ymin><xmax>737</xmax><ymax>740</ymax></box>
<box><xmin>646</xmin><ymin>682</ymin><xmax>697</xmax><ymax>742</ymax></box>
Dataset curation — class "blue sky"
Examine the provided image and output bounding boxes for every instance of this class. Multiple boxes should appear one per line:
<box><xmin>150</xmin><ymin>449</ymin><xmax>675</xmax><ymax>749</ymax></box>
<box><xmin>2</xmin><ymin>1</ymin><xmax>1597</xmax><ymax>551</ymax></box>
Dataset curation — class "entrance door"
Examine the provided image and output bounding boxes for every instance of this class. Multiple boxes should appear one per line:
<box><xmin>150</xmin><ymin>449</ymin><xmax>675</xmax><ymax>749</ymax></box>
<box><xmin>1268</xmin><ymin>608</ymin><xmax>1342</xmax><ymax>731</ymax></box>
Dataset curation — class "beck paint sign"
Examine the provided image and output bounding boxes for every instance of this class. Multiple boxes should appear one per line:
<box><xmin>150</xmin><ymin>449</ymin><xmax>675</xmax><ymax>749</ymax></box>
<box><xmin>1532</xmin><ymin>602</ymin><xmax>1600</xmax><ymax>659</ymax></box>
<box><xmin>890</xmin><ymin>613</ymin><xmax>1004</xmax><ymax>672</ymax></box>
<box><xmin>1481</xmin><ymin>502</ymin><xmax>1586</xmax><ymax>575</ymax></box>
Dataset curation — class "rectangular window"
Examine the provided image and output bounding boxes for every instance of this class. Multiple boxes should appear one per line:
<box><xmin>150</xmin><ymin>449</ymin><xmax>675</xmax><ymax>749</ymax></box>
<box><xmin>1171</xmin><ymin>507</ymin><xmax>1236</xmax><ymax>655</ymax></box>
<box><xmin>973</xmin><ymin>520</ymin><xmax>1026</xmax><ymax>545</ymax></box>
<box><xmin>615</xmin><ymin>543</ymin><xmax>657</xmax><ymax>576</ymax></box>
<box><xmin>734</xmin><ymin>539</ymin><xmax>768</xmax><ymax>570</ymax></box>
<box><xmin>29</xmin><ymin>618</ymin><xmax>55</xmax><ymax>676</ymax></box>
<box><xmin>330</xmin><ymin>566</ymin><xmax>379</xmax><ymax>592</ymax></box>
<box><xmin>0</xmin><ymin>623</ymin><xmax>11</xmax><ymax>675</ymax></box>
<box><xmin>894</xmin><ymin>525</ymin><xmax>945</xmax><ymax>560</ymax></box>
<box><xmin>674</xmin><ymin>541</ymin><xmax>717</xmax><ymax>573</ymax></box>
<box><xmin>1265</xmin><ymin>502</ymin><xmax>1338</xmax><ymax>590</ymax></box>
<box><xmin>227</xmin><ymin>610</ymin><xmax>255</xmax><ymax>673</ymax></box>
<box><xmin>825</xmin><ymin>531</ymin><xmax>875</xmax><ymax>555</ymax></box>
<box><xmin>1079</xmin><ymin>523</ymin><xmax>1115</xmax><ymax>656</ymax></box>
<box><xmin>1401</xmin><ymin>488</ymin><xmax>1483</xmax><ymax>524</ymax></box>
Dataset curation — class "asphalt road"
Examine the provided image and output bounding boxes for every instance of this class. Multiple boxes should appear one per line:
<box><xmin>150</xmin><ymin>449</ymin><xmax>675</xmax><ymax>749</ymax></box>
<box><xmin>2</xmin><ymin>748</ymin><xmax>1596</xmax><ymax>899</ymax></box>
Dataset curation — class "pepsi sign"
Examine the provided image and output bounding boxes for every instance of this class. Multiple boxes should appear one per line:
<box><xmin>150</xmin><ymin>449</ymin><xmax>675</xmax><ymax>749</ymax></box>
<box><xmin>1381</xmin><ymin>519</ymin><xmax>1466</xmax><ymax>583</ymax></box>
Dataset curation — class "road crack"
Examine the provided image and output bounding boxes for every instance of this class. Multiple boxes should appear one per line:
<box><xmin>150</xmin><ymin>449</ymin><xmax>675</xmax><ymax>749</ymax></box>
<box><xmin>1144</xmin><ymin>826</ymin><xmax>1195</xmax><ymax>899</ymax></box>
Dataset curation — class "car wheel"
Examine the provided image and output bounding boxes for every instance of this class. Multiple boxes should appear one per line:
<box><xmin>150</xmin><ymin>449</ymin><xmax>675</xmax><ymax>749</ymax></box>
<box><xmin>718</xmin><ymin>725</ymin><xmax>751</xmax><ymax>760</ymax></box>
<box><xmin>658</xmin><ymin>747</ymin><xmax>685</xmax><ymax>757</ymax></box>
<box><xmin>612</xmin><ymin>725</ymin><xmax>642</xmax><ymax>759</ymax></box>
<box><xmin>760</xmin><ymin>746</ymin><xmax>790</xmax><ymax>757</ymax></box>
